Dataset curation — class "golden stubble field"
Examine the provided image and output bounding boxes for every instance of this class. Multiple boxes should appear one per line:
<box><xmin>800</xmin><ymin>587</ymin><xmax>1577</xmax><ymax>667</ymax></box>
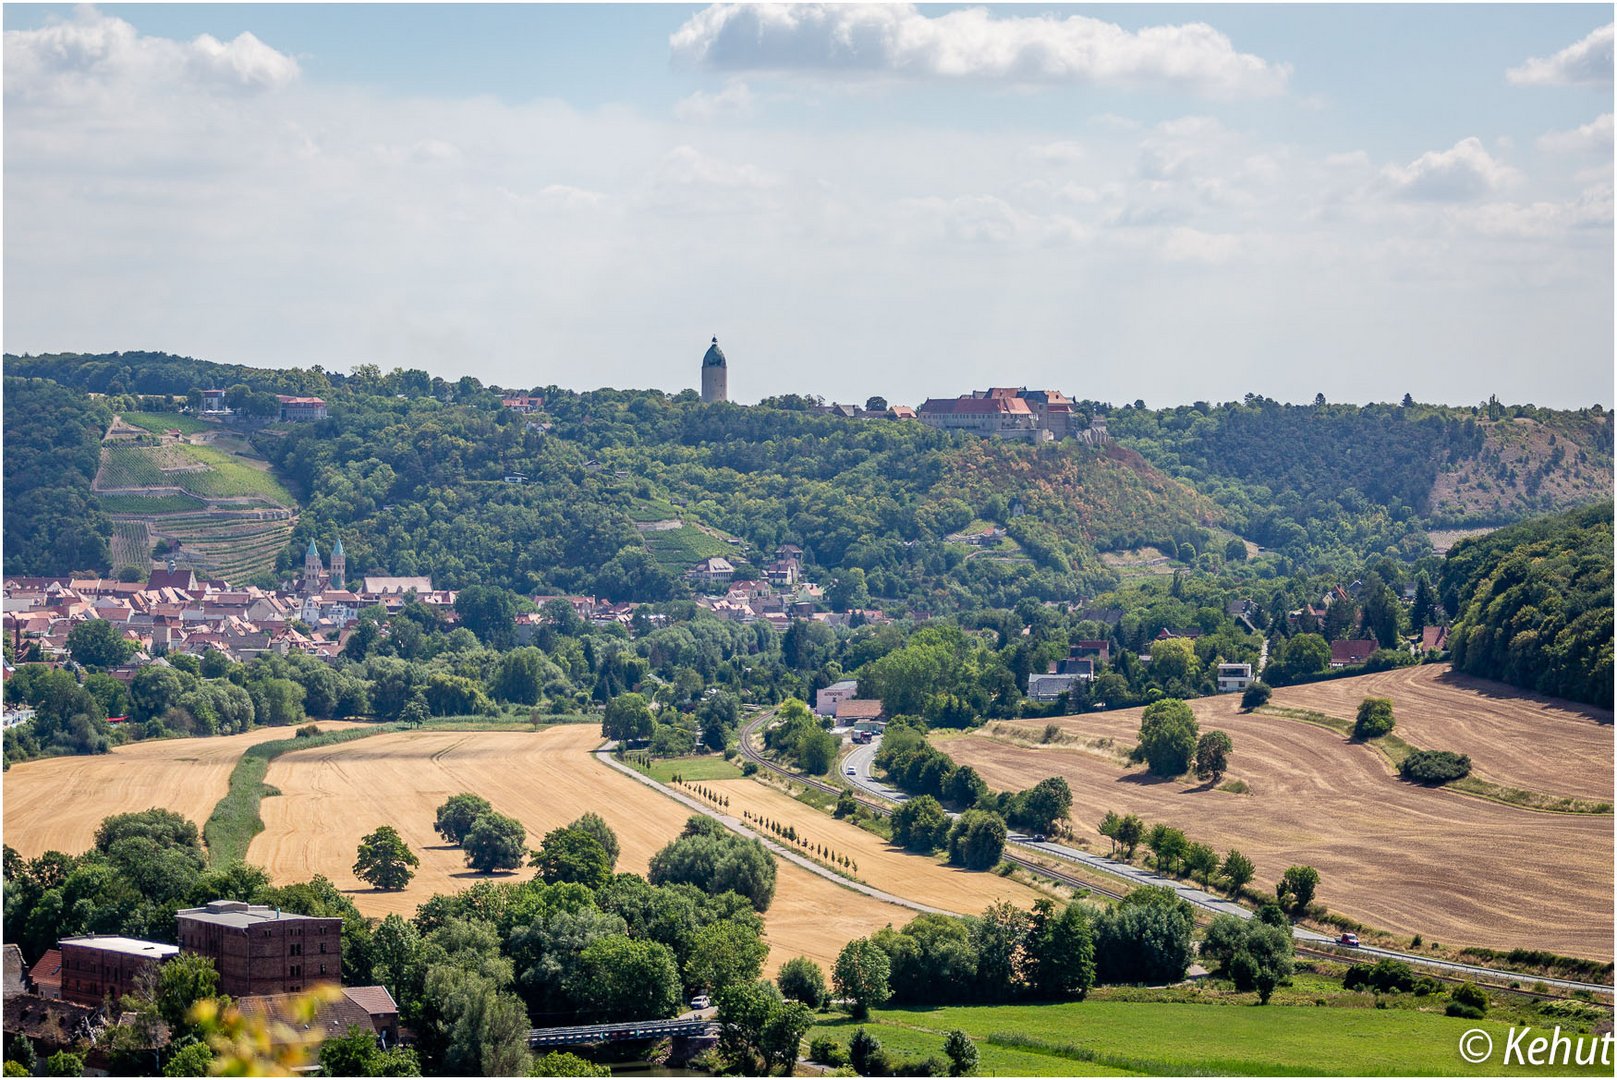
<box><xmin>3</xmin><ymin>722</ymin><xmax>366</xmax><ymax>858</ymax></box>
<box><xmin>1271</xmin><ymin>663</ymin><xmax>1612</xmax><ymax>799</ymax></box>
<box><xmin>943</xmin><ymin>667</ymin><xmax>1614</xmax><ymax>959</ymax></box>
<box><xmin>247</xmin><ymin>724</ymin><xmax>912</xmax><ymax>972</ymax></box>
<box><xmin>708</xmin><ymin>777</ymin><xmax>1051</xmax><ymax>917</ymax></box>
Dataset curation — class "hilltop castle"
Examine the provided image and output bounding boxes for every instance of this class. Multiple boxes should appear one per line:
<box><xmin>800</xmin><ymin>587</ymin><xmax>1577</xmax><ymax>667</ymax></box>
<box><xmin>701</xmin><ymin>336</ymin><xmax>727</xmax><ymax>404</ymax></box>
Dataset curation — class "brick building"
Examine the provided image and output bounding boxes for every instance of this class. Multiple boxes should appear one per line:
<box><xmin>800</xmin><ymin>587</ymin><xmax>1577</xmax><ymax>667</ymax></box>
<box><xmin>176</xmin><ymin>901</ymin><xmax>342</xmax><ymax>996</ymax></box>
<box><xmin>57</xmin><ymin>937</ymin><xmax>178</xmax><ymax>1006</ymax></box>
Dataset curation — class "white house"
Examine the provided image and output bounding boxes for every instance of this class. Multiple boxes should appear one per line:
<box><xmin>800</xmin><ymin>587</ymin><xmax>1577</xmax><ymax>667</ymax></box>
<box><xmin>815</xmin><ymin>679</ymin><xmax>859</xmax><ymax>717</ymax></box>
<box><xmin>1216</xmin><ymin>663</ymin><xmax>1254</xmax><ymax>693</ymax></box>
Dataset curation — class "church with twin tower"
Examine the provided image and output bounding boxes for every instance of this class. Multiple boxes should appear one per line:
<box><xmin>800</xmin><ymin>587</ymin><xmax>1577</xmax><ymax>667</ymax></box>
<box><xmin>701</xmin><ymin>336</ymin><xmax>727</xmax><ymax>404</ymax></box>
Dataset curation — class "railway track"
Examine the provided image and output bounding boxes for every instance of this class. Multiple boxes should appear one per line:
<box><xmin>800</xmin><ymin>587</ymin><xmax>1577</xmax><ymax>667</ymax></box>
<box><xmin>738</xmin><ymin>711</ymin><xmax>1615</xmax><ymax>997</ymax></box>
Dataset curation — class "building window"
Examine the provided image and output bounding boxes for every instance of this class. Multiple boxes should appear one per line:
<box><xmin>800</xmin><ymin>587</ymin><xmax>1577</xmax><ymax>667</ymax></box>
<box><xmin>319</xmin><ymin>943</ymin><xmax>327</xmax><ymax>954</ymax></box>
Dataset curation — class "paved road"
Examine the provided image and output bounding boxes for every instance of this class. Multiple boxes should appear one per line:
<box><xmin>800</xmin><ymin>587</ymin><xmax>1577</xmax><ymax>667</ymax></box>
<box><xmin>832</xmin><ymin>730</ymin><xmax>1613</xmax><ymax>995</ymax></box>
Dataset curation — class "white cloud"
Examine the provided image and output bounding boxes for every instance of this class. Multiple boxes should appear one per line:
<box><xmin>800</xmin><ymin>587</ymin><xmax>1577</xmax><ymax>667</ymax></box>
<box><xmin>674</xmin><ymin>80</ymin><xmax>755</xmax><ymax>122</ymax></box>
<box><xmin>1539</xmin><ymin>113</ymin><xmax>1614</xmax><ymax>154</ymax></box>
<box><xmin>1026</xmin><ymin>140</ymin><xmax>1086</xmax><ymax>165</ymax></box>
<box><xmin>669</xmin><ymin>3</ymin><xmax>1289</xmax><ymax>98</ymax></box>
<box><xmin>4</xmin><ymin>6</ymin><xmax>299</xmax><ymax>100</ymax></box>
<box><xmin>1507</xmin><ymin>23</ymin><xmax>1613</xmax><ymax>88</ymax></box>
<box><xmin>1377</xmin><ymin>138</ymin><xmax>1519</xmax><ymax>202</ymax></box>
<box><xmin>1455</xmin><ymin>184</ymin><xmax>1614</xmax><ymax>240</ymax></box>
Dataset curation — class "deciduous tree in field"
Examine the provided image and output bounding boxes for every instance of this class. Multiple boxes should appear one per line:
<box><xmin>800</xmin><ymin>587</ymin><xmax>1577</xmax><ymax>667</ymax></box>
<box><xmin>462</xmin><ymin>812</ymin><xmax>527</xmax><ymax>874</ymax></box>
<box><xmin>1194</xmin><ymin>730</ymin><xmax>1233</xmax><ymax>782</ymax></box>
<box><xmin>1353</xmin><ymin>697</ymin><xmax>1395</xmax><ymax>739</ymax></box>
<box><xmin>353</xmin><ymin>825</ymin><xmax>419</xmax><ymax>891</ymax></box>
<box><xmin>1137</xmin><ymin>698</ymin><xmax>1198</xmax><ymax>777</ymax></box>
<box><xmin>433</xmin><ymin>793</ymin><xmax>492</xmax><ymax>845</ymax></box>
<box><xmin>1183</xmin><ymin>842</ymin><xmax>1220</xmax><ymax>889</ymax></box>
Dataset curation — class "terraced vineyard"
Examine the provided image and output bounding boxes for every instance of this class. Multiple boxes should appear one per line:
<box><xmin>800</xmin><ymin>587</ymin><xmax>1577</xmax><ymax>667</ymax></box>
<box><xmin>121</xmin><ymin>411</ymin><xmax>215</xmax><ymax>435</ymax></box>
<box><xmin>97</xmin><ymin>444</ymin><xmax>293</xmax><ymax>504</ymax></box>
<box><xmin>110</xmin><ymin>520</ymin><xmax>153</xmax><ymax>575</ymax></box>
<box><xmin>95</xmin><ymin>421</ymin><xmax>298</xmax><ymax>584</ymax></box>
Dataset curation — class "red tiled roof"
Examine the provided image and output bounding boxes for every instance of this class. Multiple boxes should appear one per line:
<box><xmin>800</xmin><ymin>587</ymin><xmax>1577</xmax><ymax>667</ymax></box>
<box><xmin>1330</xmin><ymin>639</ymin><xmax>1378</xmax><ymax>664</ymax></box>
<box><xmin>341</xmin><ymin>985</ymin><xmax>399</xmax><ymax>1017</ymax></box>
<box><xmin>919</xmin><ymin>396</ymin><xmax>1033</xmax><ymax>416</ymax></box>
<box><xmin>28</xmin><ymin>949</ymin><xmax>62</xmax><ymax>996</ymax></box>
<box><xmin>834</xmin><ymin>698</ymin><xmax>885</xmax><ymax>720</ymax></box>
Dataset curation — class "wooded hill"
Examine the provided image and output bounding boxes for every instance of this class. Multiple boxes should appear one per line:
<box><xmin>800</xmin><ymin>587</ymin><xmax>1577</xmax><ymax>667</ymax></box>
<box><xmin>1441</xmin><ymin>503</ymin><xmax>1613</xmax><ymax>708</ymax></box>
<box><xmin>3</xmin><ymin>352</ymin><xmax>1611</xmax><ymax>615</ymax></box>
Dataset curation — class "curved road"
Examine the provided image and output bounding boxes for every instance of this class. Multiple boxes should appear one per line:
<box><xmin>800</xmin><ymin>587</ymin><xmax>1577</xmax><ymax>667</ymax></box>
<box><xmin>754</xmin><ymin>716</ymin><xmax>1613</xmax><ymax>996</ymax></box>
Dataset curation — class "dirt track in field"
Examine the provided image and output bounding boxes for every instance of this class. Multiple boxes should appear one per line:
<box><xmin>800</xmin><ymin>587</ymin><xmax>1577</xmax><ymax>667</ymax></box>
<box><xmin>2</xmin><ymin>723</ymin><xmax>365</xmax><ymax>858</ymax></box>
<box><xmin>1269</xmin><ymin>664</ymin><xmax>1612</xmax><ymax>800</ymax></box>
<box><xmin>247</xmin><ymin>724</ymin><xmax>909</xmax><ymax>972</ymax></box>
<box><xmin>943</xmin><ymin>670</ymin><xmax>1613</xmax><ymax>960</ymax></box>
<box><xmin>707</xmin><ymin>778</ymin><xmax>1051</xmax><ymax>917</ymax></box>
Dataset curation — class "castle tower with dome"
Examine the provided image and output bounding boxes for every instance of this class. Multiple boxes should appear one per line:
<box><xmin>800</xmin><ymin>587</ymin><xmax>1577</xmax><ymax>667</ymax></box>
<box><xmin>701</xmin><ymin>336</ymin><xmax>728</xmax><ymax>404</ymax></box>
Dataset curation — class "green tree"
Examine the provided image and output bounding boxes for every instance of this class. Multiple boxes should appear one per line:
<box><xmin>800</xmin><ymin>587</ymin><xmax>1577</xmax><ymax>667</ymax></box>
<box><xmin>1024</xmin><ymin>899</ymin><xmax>1095</xmax><ymax>1000</ymax></box>
<box><xmin>943</xmin><ymin>1030</ymin><xmax>979</xmax><ymax>1077</ymax></box>
<box><xmin>148</xmin><ymin>952</ymin><xmax>220</xmax><ymax>1033</ymax></box>
<box><xmin>833</xmin><ymin>937</ymin><xmax>892</xmax><ymax>1019</ymax></box>
<box><xmin>1182</xmin><ymin>842</ymin><xmax>1219</xmax><ymax>889</ymax></box>
<box><xmin>1353</xmin><ymin>697</ymin><xmax>1395</xmax><ymax>739</ymax></box>
<box><xmin>1410</xmin><ymin>573</ymin><xmax>1438</xmax><ymax>632</ymax></box>
<box><xmin>1012</xmin><ymin>776</ymin><xmax>1073</xmax><ymax>833</ymax></box>
<box><xmin>1093</xmin><ymin>887</ymin><xmax>1194</xmax><ymax>985</ymax></box>
<box><xmin>571</xmin><ymin>935</ymin><xmax>682</xmax><ymax>1021</ymax></box>
<box><xmin>1114</xmin><ymin>813</ymin><xmax>1145</xmax><ymax>859</ymax></box>
<box><xmin>531</xmin><ymin>1052</ymin><xmax>609</xmax><ymax>1077</ymax></box>
<box><xmin>567</xmin><ymin>813</ymin><xmax>620</xmax><ymax>869</ymax></box>
<box><xmin>492</xmin><ymin>647</ymin><xmax>547</xmax><ymax>706</ymax></box>
<box><xmin>453</xmin><ymin>585</ymin><xmax>525</xmax><ymax>648</ymax></box>
<box><xmin>602</xmin><ymin>692</ymin><xmax>653</xmax><ymax>743</ymax></box>
<box><xmin>945</xmin><ymin>810</ymin><xmax>1007</xmax><ymax>871</ymax></box>
<box><xmin>1277</xmin><ymin>865</ymin><xmax>1320</xmax><ymax>915</ymax></box>
<box><xmin>532</xmin><ymin>828</ymin><xmax>612</xmax><ymax>890</ymax></box>
<box><xmin>1272</xmin><ymin>634</ymin><xmax>1329</xmax><ymax>683</ymax></box>
<box><xmin>1193</xmin><ymin>730</ymin><xmax>1233</xmax><ymax>783</ymax></box>
<box><xmin>1220</xmin><ymin>849</ymin><xmax>1256</xmax><ymax>895</ymax></box>
<box><xmin>44</xmin><ymin>1051</ymin><xmax>84</xmax><ymax>1078</ymax></box>
<box><xmin>462</xmin><ymin>812</ymin><xmax>528</xmax><ymax>873</ymax></box>
<box><xmin>1239</xmin><ymin>682</ymin><xmax>1271</xmax><ymax>711</ymax></box>
<box><xmin>775</xmin><ymin>956</ymin><xmax>828</xmax><ymax>1009</ymax></box>
<box><xmin>67</xmin><ymin>619</ymin><xmax>136</xmax><ymax>670</ymax></box>
<box><xmin>354</xmin><ymin>825</ymin><xmax>420</xmax><ymax>891</ymax></box>
<box><xmin>826</xmin><ymin>568</ymin><xmax>870</xmax><ymax>612</ymax></box>
<box><xmin>1143</xmin><ymin>824</ymin><xmax>1188</xmax><ymax>875</ymax></box>
<box><xmin>1137</xmin><ymin>698</ymin><xmax>1198</xmax><ymax>777</ymax></box>
<box><xmin>684</xmin><ymin>919</ymin><xmax>768</xmax><ymax>996</ymax></box>
<box><xmin>320</xmin><ymin>1024</ymin><xmax>386</xmax><ymax>1076</ymax></box>
<box><xmin>162</xmin><ymin>1041</ymin><xmax>214</xmax><ymax>1077</ymax></box>
<box><xmin>890</xmin><ymin>795</ymin><xmax>951</xmax><ymax>854</ymax></box>
<box><xmin>647</xmin><ymin>819</ymin><xmax>777</xmax><ymax>912</ymax></box>
<box><xmin>434</xmin><ymin>793</ymin><xmax>493</xmax><ymax>845</ymax></box>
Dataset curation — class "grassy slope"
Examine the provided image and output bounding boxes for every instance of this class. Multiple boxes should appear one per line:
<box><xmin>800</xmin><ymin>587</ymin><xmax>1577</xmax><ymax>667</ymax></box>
<box><xmin>121</xmin><ymin>411</ymin><xmax>214</xmax><ymax>435</ymax></box>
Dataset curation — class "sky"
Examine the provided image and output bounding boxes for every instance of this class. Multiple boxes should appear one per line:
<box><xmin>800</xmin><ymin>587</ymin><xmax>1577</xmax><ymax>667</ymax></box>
<box><xmin>4</xmin><ymin>3</ymin><xmax>1613</xmax><ymax>407</ymax></box>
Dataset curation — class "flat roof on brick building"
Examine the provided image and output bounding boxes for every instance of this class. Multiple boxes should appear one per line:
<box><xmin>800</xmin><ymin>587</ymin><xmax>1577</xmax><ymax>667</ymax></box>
<box><xmin>59</xmin><ymin>936</ymin><xmax>179</xmax><ymax>960</ymax></box>
<box><xmin>177</xmin><ymin>900</ymin><xmax>335</xmax><ymax>929</ymax></box>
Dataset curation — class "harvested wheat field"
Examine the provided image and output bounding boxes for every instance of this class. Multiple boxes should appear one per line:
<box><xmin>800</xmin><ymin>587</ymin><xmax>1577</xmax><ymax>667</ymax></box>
<box><xmin>248</xmin><ymin>724</ymin><xmax>909</xmax><ymax>972</ymax></box>
<box><xmin>944</xmin><ymin>687</ymin><xmax>1613</xmax><ymax>960</ymax></box>
<box><xmin>708</xmin><ymin>778</ymin><xmax>1050</xmax><ymax>917</ymax></box>
<box><xmin>3</xmin><ymin>723</ymin><xmax>364</xmax><ymax>858</ymax></box>
<box><xmin>1270</xmin><ymin>664</ymin><xmax>1613</xmax><ymax>800</ymax></box>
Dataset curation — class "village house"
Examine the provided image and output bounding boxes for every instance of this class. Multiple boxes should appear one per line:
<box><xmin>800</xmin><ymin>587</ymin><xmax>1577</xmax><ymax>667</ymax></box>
<box><xmin>58</xmin><ymin>937</ymin><xmax>179</xmax><ymax>1007</ymax></box>
<box><xmin>1216</xmin><ymin>663</ymin><xmax>1254</xmax><ymax>693</ymax></box>
<box><xmin>687</xmin><ymin>557</ymin><xmax>735</xmax><ymax>588</ymax></box>
<box><xmin>1329</xmin><ymin>639</ymin><xmax>1378</xmax><ymax>668</ymax></box>
<box><xmin>1028</xmin><ymin>672</ymin><xmax>1086</xmax><ymax>702</ymax></box>
<box><xmin>500</xmin><ymin>394</ymin><xmax>543</xmax><ymax>414</ymax></box>
<box><xmin>815</xmin><ymin>679</ymin><xmax>859</xmax><ymax>717</ymax></box>
<box><xmin>275</xmin><ymin>395</ymin><xmax>329</xmax><ymax>422</ymax></box>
